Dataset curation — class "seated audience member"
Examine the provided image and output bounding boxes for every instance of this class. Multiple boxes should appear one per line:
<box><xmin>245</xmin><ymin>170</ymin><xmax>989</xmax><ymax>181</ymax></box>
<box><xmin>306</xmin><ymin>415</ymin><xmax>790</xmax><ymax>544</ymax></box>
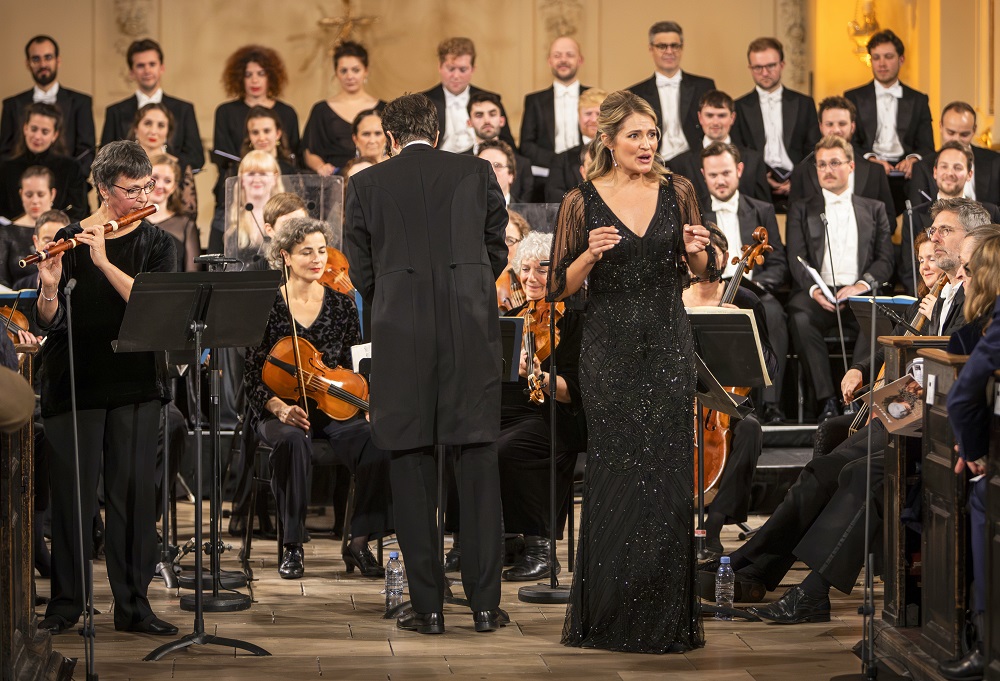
<box><xmin>422</xmin><ymin>37</ymin><xmax>516</xmax><ymax>152</ymax></box>
<box><xmin>785</xmin><ymin>135</ymin><xmax>894</xmax><ymax>424</ymax></box>
<box><xmin>0</xmin><ymin>103</ymin><xmax>87</xmax><ymax>221</ymax></box>
<box><xmin>147</xmin><ymin>153</ymin><xmax>201</xmax><ymax>272</ymax></box>
<box><xmin>700</xmin><ymin>142</ymin><xmax>789</xmax><ymax>423</ymax></box>
<box><xmin>0</xmin><ymin>35</ymin><xmax>95</xmax><ymax>172</ymax></box>
<box><xmin>128</xmin><ymin>103</ymin><xmax>197</xmax><ymax>215</ymax></box>
<box><xmin>627</xmin><ymin>21</ymin><xmax>715</xmax><ymax>163</ymax></box>
<box><xmin>464</xmin><ymin>93</ymin><xmax>532</xmax><ymax>202</ymax></box>
<box><xmin>683</xmin><ymin>226</ymin><xmax>777</xmax><ymax>554</ymax></box>
<box><xmin>498</xmin><ymin>232</ymin><xmax>585</xmax><ymax>581</ymax></box>
<box><xmin>101</xmin><ymin>38</ymin><xmax>204</xmax><ymax>174</ymax></box>
<box><xmin>909</xmin><ymin>101</ymin><xmax>1000</xmax><ymax>207</ymax></box>
<box><xmin>667</xmin><ymin>90</ymin><xmax>769</xmax><ymax>206</ymax></box>
<box><xmin>479</xmin><ymin>140</ymin><xmax>524</xmax><ymax>205</ymax></box>
<box><xmin>734</xmin><ymin>37</ymin><xmax>820</xmax><ymax>206</ymax></box>
<box><xmin>350</xmin><ymin>109</ymin><xmax>389</xmax><ymax>163</ymax></box>
<box><xmin>7</xmin><ymin>208</ymin><xmax>68</xmax><ymax>291</ymax></box>
<box><xmin>243</xmin><ymin>217</ymin><xmax>392</xmax><ymax>579</ymax></box>
<box><xmin>545</xmin><ymin>89</ymin><xmax>606</xmax><ymax>202</ymax></box>
<box><xmin>302</xmin><ymin>41</ymin><xmax>384</xmax><ymax>175</ymax></box>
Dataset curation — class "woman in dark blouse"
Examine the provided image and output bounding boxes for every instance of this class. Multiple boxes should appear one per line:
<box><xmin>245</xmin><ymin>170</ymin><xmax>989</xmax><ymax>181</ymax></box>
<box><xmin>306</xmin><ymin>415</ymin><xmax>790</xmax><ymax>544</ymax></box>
<box><xmin>302</xmin><ymin>41</ymin><xmax>383</xmax><ymax>175</ymax></box>
<box><xmin>33</xmin><ymin>140</ymin><xmax>178</xmax><ymax>637</ymax></box>
<box><xmin>243</xmin><ymin>216</ymin><xmax>392</xmax><ymax>580</ymax></box>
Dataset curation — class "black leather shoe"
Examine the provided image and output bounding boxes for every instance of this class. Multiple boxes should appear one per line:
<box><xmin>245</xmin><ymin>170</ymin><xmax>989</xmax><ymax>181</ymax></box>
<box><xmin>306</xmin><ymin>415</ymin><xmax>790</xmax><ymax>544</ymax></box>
<box><xmin>443</xmin><ymin>547</ymin><xmax>461</xmax><ymax>573</ymax></box>
<box><xmin>700</xmin><ymin>539</ymin><xmax>725</xmax><ymax>561</ymax></box>
<box><xmin>938</xmin><ymin>645</ymin><xmax>984</xmax><ymax>680</ymax></box>
<box><xmin>697</xmin><ymin>559</ymin><xmax>767</xmax><ymax>603</ymax></box>
<box><xmin>120</xmin><ymin>617</ymin><xmax>179</xmax><ymax>636</ymax></box>
<box><xmin>37</xmin><ymin>615</ymin><xmax>74</xmax><ymax>635</ymax></box>
<box><xmin>397</xmin><ymin>610</ymin><xmax>444</xmax><ymax>634</ymax></box>
<box><xmin>279</xmin><ymin>543</ymin><xmax>304</xmax><ymax>580</ymax></box>
<box><xmin>762</xmin><ymin>403</ymin><xmax>786</xmax><ymax>424</ymax></box>
<box><xmin>503</xmin><ymin>536</ymin><xmax>560</xmax><ymax>581</ymax></box>
<box><xmin>748</xmin><ymin>585</ymin><xmax>831</xmax><ymax>624</ymax></box>
<box><xmin>817</xmin><ymin>397</ymin><xmax>840</xmax><ymax>425</ymax></box>
<box><xmin>342</xmin><ymin>542</ymin><xmax>384</xmax><ymax>578</ymax></box>
<box><xmin>473</xmin><ymin>608</ymin><xmax>509</xmax><ymax>632</ymax></box>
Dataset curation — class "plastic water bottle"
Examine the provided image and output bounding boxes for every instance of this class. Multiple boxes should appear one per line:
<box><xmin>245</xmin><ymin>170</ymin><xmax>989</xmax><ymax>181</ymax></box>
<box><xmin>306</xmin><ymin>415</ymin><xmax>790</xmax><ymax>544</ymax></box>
<box><xmin>715</xmin><ymin>556</ymin><xmax>735</xmax><ymax>620</ymax></box>
<box><xmin>385</xmin><ymin>551</ymin><xmax>404</xmax><ymax>597</ymax></box>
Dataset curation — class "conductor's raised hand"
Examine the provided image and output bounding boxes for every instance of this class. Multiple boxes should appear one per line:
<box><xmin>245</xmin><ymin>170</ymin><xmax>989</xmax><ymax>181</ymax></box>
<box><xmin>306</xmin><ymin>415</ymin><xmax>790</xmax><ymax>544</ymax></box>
<box><xmin>586</xmin><ymin>226</ymin><xmax>621</xmax><ymax>263</ymax></box>
<box><xmin>683</xmin><ymin>224</ymin><xmax>710</xmax><ymax>255</ymax></box>
<box><xmin>74</xmin><ymin>225</ymin><xmax>109</xmax><ymax>269</ymax></box>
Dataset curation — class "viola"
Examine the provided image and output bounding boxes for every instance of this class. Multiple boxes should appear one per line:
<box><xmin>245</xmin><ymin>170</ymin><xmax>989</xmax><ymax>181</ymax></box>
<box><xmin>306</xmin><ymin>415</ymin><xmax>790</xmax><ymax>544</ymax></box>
<box><xmin>517</xmin><ymin>299</ymin><xmax>565</xmax><ymax>404</ymax></box>
<box><xmin>497</xmin><ymin>267</ymin><xmax>526</xmax><ymax>312</ymax></box>
<box><xmin>262</xmin><ymin>336</ymin><xmax>369</xmax><ymax>421</ymax></box>
<box><xmin>320</xmin><ymin>247</ymin><xmax>356</xmax><ymax>296</ymax></box>
<box><xmin>1</xmin><ymin>305</ymin><xmax>30</xmax><ymax>344</ymax></box>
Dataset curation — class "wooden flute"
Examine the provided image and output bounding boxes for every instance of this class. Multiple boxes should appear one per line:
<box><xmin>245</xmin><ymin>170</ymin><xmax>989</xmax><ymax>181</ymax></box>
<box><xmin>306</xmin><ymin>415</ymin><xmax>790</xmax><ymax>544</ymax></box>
<box><xmin>19</xmin><ymin>204</ymin><xmax>159</xmax><ymax>268</ymax></box>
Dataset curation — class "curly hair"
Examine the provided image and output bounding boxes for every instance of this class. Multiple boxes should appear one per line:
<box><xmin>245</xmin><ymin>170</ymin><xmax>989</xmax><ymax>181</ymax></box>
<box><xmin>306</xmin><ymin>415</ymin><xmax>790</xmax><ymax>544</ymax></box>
<box><xmin>266</xmin><ymin>217</ymin><xmax>335</xmax><ymax>271</ymax></box>
<box><xmin>222</xmin><ymin>45</ymin><xmax>288</xmax><ymax>99</ymax></box>
<box><xmin>511</xmin><ymin>231</ymin><xmax>553</xmax><ymax>274</ymax></box>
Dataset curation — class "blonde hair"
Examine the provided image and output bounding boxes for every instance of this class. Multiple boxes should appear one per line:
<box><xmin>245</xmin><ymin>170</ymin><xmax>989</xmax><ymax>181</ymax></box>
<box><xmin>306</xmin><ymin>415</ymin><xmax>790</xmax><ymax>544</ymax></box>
<box><xmin>962</xmin><ymin>226</ymin><xmax>1000</xmax><ymax>330</ymax></box>
<box><xmin>814</xmin><ymin>134</ymin><xmax>855</xmax><ymax>162</ymax></box>
<box><xmin>578</xmin><ymin>88</ymin><xmax>608</xmax><ymax>112</ymax></box>
<box><xmin>507</xmin><ymin>209</ymin><xmax>530</xmax><ymax>238</ymax></box>
<box><xmin>231</xmin><ymin>150</ymin><xmax>284</xmax><ymax>249</ymax></box>
<box><xmin>587</xmin><ymin>90</ymin><xmax>670</xmax><ymax>183</ymax></box>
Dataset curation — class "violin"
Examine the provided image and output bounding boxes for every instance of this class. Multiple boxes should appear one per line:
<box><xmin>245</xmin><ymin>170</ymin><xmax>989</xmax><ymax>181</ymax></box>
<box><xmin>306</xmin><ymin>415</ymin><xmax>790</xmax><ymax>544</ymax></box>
<box><xmin>262</xmin><ymin>336</ymin><xmax>369</xmax><ymax>421</ymax></box>
<box><xmin>1</xmin><ymin>305</ymin><xmax>30</xmax><ymax>344</ymax></box>
<box><xmin>517</xmin><ymin>299</ymin><xmax>565</xmax><ymax>404</ymax></box>
<box><xmin>693</xmin><ymin>227</ymin><xmax>772</xmax><ymax>502</ymax></box>
<box><xmin>497</xmin><ymin>267</ymin><xmax>526</xmax><ymax>312</ymax></box>
<box><xmin>320</xmin><ymin>247</ymin><xmax>357</xmax><ymax>296</ymax></box>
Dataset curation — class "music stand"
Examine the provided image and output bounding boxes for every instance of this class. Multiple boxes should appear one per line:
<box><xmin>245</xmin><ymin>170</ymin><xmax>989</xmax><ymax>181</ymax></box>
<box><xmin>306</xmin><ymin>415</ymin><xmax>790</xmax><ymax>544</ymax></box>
<box><xmin>111</xmin><ymin>270</ymin><xmax>280</xmax><ymax>661</ymax></box>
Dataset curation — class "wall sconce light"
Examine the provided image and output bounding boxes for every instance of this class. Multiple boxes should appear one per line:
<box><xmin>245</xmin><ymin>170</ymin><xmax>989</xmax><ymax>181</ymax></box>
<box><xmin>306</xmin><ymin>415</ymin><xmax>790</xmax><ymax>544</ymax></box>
<box><xmin>848</xmin><ymin>0</ymin><xmax>880</xmax><ymax>66</ymax></box>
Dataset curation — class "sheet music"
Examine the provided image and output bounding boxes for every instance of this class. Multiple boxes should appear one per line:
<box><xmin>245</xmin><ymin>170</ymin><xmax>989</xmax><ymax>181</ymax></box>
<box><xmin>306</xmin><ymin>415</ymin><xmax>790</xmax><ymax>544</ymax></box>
<box><xmin>796</xmin><ymin>256</ymin><xmax>836</xmax><ymax>304</ymax></box>
<box><xmin>684</xmin><ymin>306</ymin><xmax>772</xmax><ymax>387</ymax></box>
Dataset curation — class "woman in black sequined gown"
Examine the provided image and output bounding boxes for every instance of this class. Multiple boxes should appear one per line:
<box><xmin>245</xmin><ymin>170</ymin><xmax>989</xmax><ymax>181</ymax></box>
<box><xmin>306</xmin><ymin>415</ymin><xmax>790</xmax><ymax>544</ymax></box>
<box><xmin>551</xmin><ymin>91</ymin><xmax>715</xmax><ymax>654</ymax></box>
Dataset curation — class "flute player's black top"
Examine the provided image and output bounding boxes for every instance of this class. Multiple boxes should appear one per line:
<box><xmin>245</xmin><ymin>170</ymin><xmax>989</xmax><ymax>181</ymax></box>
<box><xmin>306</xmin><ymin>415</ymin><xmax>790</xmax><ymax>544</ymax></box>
<box><xmin>34</xmin><ymin>220</ymin><xmax>177</xmax><ymax>417</ymax></box>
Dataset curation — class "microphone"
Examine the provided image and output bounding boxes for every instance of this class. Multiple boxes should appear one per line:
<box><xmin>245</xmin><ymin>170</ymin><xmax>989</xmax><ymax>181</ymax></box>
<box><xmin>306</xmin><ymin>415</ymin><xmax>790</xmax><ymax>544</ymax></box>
<box><xmin>875</xmin><ymin>301</ymin><xmax>921</xmax><ymax>335</ymax></box>
<box><xmin>905</xmin><ymin>198</ymin><xmax>934</xmax><ymax>213</ymax></box>
<box><xmin>244</xmin><ymin>202</ymin><xmax>270</xmax><ymax>242</ymax></box>
<box><xmin>64</xmin><ymin>278</ymin><xmax>77</xmax><ymax>295</ymax></box>
<box><xmin>194</xmin><ymin>253</ymin><xmax>242</xmax><ymax>265</ymax></box>
<box><xmin>306</xmin><ymin>200</ymin><xmax>317</xmax><ymax>212</ymax></box>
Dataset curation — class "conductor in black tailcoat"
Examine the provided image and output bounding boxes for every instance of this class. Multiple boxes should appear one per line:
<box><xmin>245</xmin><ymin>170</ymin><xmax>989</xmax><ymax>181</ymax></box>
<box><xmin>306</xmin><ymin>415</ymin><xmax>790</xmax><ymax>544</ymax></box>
<box><xmin>345</xmin><ymin>93</ymin><xmax>510</xmax><ymax>635</ymax></box>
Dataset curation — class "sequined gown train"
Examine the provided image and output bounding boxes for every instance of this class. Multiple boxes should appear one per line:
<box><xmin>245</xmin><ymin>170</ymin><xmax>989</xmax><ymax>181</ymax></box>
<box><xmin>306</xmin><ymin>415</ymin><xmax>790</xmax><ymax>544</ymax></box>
<box><xmin>553</xmin><ymin>177</ymin><xmax>708</xmax><ymax>653</ymax></box>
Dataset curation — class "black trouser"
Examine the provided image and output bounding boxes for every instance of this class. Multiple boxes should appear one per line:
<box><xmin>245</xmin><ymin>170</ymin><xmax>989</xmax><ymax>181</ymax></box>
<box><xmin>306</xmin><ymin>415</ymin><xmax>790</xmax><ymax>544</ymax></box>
<box><xmin>155</xmin><ymin>402</ymin><xmax>186</xmax><ymax>522</ymax></box>
<box><xmin>44</xmin><ymin>401</ymin><xmax>161</xmax><ymax>628</ymax></box>
<box><xmin>969</xmin><ymin>476</ymin><xmax>987</xmax><ymax>614</ymax></box>
<box><xmin>391</xmin><ymin>443</ymin><xmax>502</xmax><ymax>614</ymax></box>
<box><xmin>257</xmin><ymin>415</ymin><xmax>392</xmax><ymax>545</ymax></box>
<box><xmin>787</xmin><ymin>290</ymin><xmax>864</xmax><ymax>403</ymax></box>
<box><xmin>733</xmin><ymin>420</ymin><xmax>886</xmax><ymax>590</ymax></box>
<box><xmin>710</xmin><ymin>415</ymin><xmax>762</xmax><ymax>524</ymax></box>
<box><xmin>759</xmin><ymin>293</ymin><xmax>789</xmax><ymax>407</ymax></box>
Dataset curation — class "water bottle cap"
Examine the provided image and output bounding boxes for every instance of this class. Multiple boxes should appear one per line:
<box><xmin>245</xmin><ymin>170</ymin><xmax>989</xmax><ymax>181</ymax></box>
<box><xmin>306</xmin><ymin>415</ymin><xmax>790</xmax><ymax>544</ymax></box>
<box><xmin>389</xmin><ymin>551</ymin><xmax>399</xmax><ymax>559</ymax></box>
<box><xmin>720</xmin><ymin>556</ymin><xmax>730</xmax><ymax>564</ymax></box>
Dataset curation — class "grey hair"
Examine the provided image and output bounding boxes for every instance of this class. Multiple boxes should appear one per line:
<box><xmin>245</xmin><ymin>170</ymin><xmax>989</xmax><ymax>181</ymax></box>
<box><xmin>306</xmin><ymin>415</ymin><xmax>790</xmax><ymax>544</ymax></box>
<box><xmin>91</xmin><ymin>140</ymin><xmax>152</xmax><ymax>192</ymax></box>
<box><xmin>265</xmin><ymin>216</ymin><xmax>335</xmax><ymax>270</ymax></box>
<box><xmin>511</xmin><ymin>231</ymin><xmax>554</xmax><ymax>273</ymax></box>
<box><xmin>929</xmin><ymin>197</ymin><xmax>991</xmax><ymax>231</ymax></box>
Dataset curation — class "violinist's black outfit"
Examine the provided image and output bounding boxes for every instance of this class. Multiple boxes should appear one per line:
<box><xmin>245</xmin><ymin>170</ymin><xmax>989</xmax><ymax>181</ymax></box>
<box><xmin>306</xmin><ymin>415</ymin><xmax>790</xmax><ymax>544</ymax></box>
<box><xmin>243</xmin><ymin>288</ymin><xmax>392</xmax><ymax>551</ymax></box>
<box><xmin>35</xmin><ymin>221</ymin><xmax>177</xmax><ymax>632</ymax></box>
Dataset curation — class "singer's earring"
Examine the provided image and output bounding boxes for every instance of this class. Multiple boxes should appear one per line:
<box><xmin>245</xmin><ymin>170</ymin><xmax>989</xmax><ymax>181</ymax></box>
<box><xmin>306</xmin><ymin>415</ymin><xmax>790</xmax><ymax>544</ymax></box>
<box><xmin>610</xmin><ymin>149</ymin><xmax>618</xmax><ymax>167</ymax></box>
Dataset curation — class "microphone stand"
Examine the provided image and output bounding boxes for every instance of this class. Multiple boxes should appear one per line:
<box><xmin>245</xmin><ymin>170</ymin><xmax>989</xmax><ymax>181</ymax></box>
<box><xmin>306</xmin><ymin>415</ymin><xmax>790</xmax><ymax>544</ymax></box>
<box><xmin>820</xmin><ymin>212</ymin><xmax>852</xmax><ymax>405</ymax></box>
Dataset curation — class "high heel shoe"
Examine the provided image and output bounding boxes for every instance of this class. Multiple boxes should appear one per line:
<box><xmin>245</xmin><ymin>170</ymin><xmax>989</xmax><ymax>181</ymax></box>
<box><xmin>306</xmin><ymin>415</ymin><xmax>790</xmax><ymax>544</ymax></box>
<box><xmin>342</xmin><ymin>542</ymin><xmax>384</xmax><ymax>578</ymax></box>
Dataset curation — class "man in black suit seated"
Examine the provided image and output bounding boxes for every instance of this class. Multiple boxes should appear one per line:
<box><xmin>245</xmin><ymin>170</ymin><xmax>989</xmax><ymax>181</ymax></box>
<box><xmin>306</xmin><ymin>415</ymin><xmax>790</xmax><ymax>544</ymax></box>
<box><xmin>785</xmin><ymin>135</ymin><xmax>894</xmax><ymax>424</ymax></box>
<box><xmin>734</xmin><ymin>37</ymin><xmax>820</xmax><ymax>211</ymax></box>
<box><xmin>627</xmin><ymin>21</ymin><xmax>715</xmax><ymax>164</ymax></box>
<box><xmin>545</xmin><ymin>88</ymin><xmax>606</xmax><ymax>202</ymax></box>
<box><xmin>908</xmin><ymin>101</ymin><xmax>1000</xmax><ymax>207</ymax></box>
<box><xmin>667</xmin><ymin>90</ymin><xmax>769</xmax><ymax>206</ymax></box>
<box><xmin>520</xmin><ymin>37</ymin><xmax>589</xmax><ymax>198</ymax></box>
<box><xmin>100</xmin><ymin>39</ymin><xmax>204</xmax><ymax>175</ymax></box>
<box><xmin>421</xmin><ymin>37</ymin><xmax>516</xmax><ymax>153</ymax></box>
<box><xmin>462</xmin><ymin>93</ymin><xmax>532</xmax><ymax>202</ymax></box>
<box><xmin>700</xmin><ymin>142</ymin><xmax>789</xmax><ymax>423</ymax></box>
<box><xmin>0</xmin><ymin>35</ymin><xmax>95</xmax><ymax>172</ymax></box>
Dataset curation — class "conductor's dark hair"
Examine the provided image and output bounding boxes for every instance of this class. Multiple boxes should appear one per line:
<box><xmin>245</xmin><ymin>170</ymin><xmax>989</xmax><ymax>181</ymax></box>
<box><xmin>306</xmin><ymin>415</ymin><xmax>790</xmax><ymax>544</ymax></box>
<box><xmin>25</xmin><ymin>35</ymin><xmax>58</xmax><ymax>59</ymax></box>
<box><xmin>867</xmin><ymin>29</ymin><xmax>905</xmax><ymax>57</ymax></box>
<box><xmin>648</xmin><ymin>22</ymin><xmax>683</xmax><ymax>44</ymax></box>
<box><xmin>92</xmin><ymin>140</ymin><xmax>153</xmax><ymax>193</ymax></box>
<box><xmin>334</xmin><ymin>41</ymin><xmax>369</xmax><ymax>69</ymax></box>
<box><xmin>381</xmin><ymin>93</ymin><xmax>439</xmax><ymax>147</ymax></box>
<box><xmin>127</xmin><ymin>39</ymin><xmax>164</xmax><ymax>68</ymax></box>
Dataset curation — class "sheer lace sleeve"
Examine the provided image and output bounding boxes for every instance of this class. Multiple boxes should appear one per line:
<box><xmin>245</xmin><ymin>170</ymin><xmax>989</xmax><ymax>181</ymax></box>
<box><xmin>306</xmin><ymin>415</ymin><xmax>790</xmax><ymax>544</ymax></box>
<box><xmin>670</xmin><ymin>174</ymin><xmax>719</xmax><ymax>286</ymax></box>
<box><xmin>548</xmin><ymin>187</ymin><xmax>588</xmax><ymax>303</ymax></box>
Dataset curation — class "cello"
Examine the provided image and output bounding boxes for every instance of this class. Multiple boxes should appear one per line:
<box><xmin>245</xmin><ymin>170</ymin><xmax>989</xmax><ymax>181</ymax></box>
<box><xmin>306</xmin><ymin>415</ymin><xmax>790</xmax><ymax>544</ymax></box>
<box><xmin>693</xmin><ymin>226</ymin><xmax>772</xmax><ymax>502</ymax></box>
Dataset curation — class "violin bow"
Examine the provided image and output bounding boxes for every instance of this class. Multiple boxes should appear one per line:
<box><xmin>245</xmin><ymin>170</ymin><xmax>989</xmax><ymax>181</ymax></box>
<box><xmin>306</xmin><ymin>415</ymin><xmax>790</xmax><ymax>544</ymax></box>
<box><xmin>282</xmin><ymin>262</ymin><xmax>311</xmax><ymax>418</ymax></box>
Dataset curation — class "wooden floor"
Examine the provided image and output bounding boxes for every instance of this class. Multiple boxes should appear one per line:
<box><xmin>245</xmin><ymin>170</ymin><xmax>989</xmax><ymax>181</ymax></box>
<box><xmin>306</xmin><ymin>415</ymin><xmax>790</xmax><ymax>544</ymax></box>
<box><xmin>44</xmin><ymin>503</ymin><xmax>874</xmax><ymax>680</ymax></box>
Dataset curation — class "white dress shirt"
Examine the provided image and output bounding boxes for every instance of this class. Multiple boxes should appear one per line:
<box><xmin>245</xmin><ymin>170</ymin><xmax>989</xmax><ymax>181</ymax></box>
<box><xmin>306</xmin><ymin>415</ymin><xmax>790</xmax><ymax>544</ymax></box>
<box><xmin>937</xmin><ymin>281</ymin><xmax>962</xmax><ymax>334</ymax></box>
<box><xmin>757</xmin><ymin>85</ymin><xmax>793</xmax><ymax>171</ymax></box>
<box><xmin>703</xmin><ymin>135</ymin><xmax>732</xmax><ymax>147</ymax></box>
<box><xmin>553</xmin><ymin>81</ymin><xmax>581</xmax><ymax>154</ymax></box>
<box><xmin>817</xmin><ymin>189</ymin><xmax>860</xmax><ymax>289</ymax></box>
<box><xmin>441</xmin><ymin>87</ymin><xmax>474</xmax><ymax>154</ymax></box>
<box><xmin>711</xmin><ymin>191</ymin><xmax>744</xmax><ymax>279</ymax></box>
<box><xmin>872</xmin><ymin>81</ymin><xmax>905</xmax><ymax>162</ymax></box>
<box><xmin>655</xmin><ymin>72</ymin><xmax>689</xmax><ymax>160</ymax></box>
<box><xmin>32</xmin><ymin>82</ymin><xmax>59</xmax><ymax>104</ymax></box>
<box><xmin>136</xmin><ymin>88</ymin><xmax>164</xmax><ymax>109</ymax></box>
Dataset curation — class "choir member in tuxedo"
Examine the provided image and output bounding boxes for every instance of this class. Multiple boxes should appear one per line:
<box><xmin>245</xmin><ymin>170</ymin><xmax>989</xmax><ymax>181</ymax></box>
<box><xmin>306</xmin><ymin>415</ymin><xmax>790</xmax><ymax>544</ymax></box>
<box><xmin>344</xmin><ymin>93</ymin><xmax>509</xmax><ymax>635</ymax></box>
<box><xmin>545</xmin><ymin>88</ymin><xmax>606</xmax><ymax>202</ymax></box>
<box><xmin>0</xmin><ymin>167</ymin><xmax>56</xmax><ymax>287</ymax></box>
<box><xmin>463</xmin><ymin>93</ymin><xmax>532</xmax><ymax>202</ymax></box>
<box><xmin>785</xmin><ymin>135</ymin><xmax>894</xmax><ymax>424</ymax></box>
<box><xmin>0</xmin><ymin>103</ymin><xmax>88</xmax><ymax>221</ymax></box>
<box><xmin>0</xmin><ymin>36</ymin><xmax>95</xmax><ymax>172</ymax></box>
<box><xmin>683</xmin><ymin>226</ymin><xmax>777</xmax><ymax>554</ymax></box>
<box><xmin>627</xmin><ymin>21</ymin><xmax>716</xmax><ymax>163</ymax></box>
<box><xmin>909</xmin><ymin>101</ymin><xmax>1000</xmax><ymax>207</ymax></box>
<box><xmin>700</xmin><ymin>142</ymin><xmax>789</xmax><ymax>423</ymax></box>
<box><xmin>734</xmin><ymin>37</ymin><xmax>820</xmax><ymax>209</ymax></box>
<box><xmin>128</xmin><ymin>103</ymin><xmax>197</xmax><ymax>216</ymax></box>
<box><xmin>667</xmin><ymin>90</ymin><xmax>769</xmax><ymax>205</ymax></box>
<box><xmin>844</xmin><ymin>30</ymin><xmax>933</xmax><ymax>185</ymax></box>
<box><xmin>100</xmin><ymin>39</ymin><xmax>204</xmax><ymax>175</ymax></box>
<box><xmin>302</xmin><ymin>41</ymin><xmax>384</xmax><ymax>175</ymax></box>
<box><xmin>421</xmin><ymin>37</ymin><xmax>516</xmax><ymax>153</ymax></box>
<box><xmin>478</xmin><ymin>140</ymin><xmax>523</xmax><ymax>205</ymax></box>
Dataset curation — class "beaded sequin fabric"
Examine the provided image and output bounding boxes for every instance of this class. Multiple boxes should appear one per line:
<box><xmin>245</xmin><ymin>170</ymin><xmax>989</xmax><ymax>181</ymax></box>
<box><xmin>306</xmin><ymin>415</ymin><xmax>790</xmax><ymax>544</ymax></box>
<box><xmin>552</xmin><ymin>175</ymin><xmax>712</xmax><ymax>654</ymax></box>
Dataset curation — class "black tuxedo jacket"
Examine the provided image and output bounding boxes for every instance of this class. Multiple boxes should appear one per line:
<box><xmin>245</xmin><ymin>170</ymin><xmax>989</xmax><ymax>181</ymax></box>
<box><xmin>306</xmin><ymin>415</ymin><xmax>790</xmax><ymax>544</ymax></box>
<box><xmin>700</xmin><ymin>194</ymin><xmax>788</xmax><ymax>290</ymax></box>
<box><xmin>519</xmin><ymin>84</ymin><xmax>590</xmax><ymax>169</ymax></box>
<box><xmin>785</xmin><ymin>194</ymin><xmax>894</xmax><ymax>293</ymax></box>
<box><xmin>101</xmin><ymin>93</ymin><xmax>205</xmax><ymax>171</ymax></box>
<box><xmin>669</xmin><ymin>143</ymin><xmax>769</xmax><ymax>205</ymax></box>
<box><xmin>544</xmin><ymin>143</ymin><xmax>585</xmax><ymax>203</ymax></box>
<box><xmin>733</xmin><ymin>88</ymin><xmax>820</xmax><ymax>167</ymax></box>
<box><xmin>421</xmin><ymin>84</ymin><xmax>517</xmax><ymax>151</ymax></box>
<box><xmin>907</xmin><ymin>145</ymin><xmax>1000</xmax><ymax>207</ymax></box>
<box><xmin>0</xmin><ymin>86</ymin><xmax>95</xmax><ymax>170</ymax></box>
<box><xmin>844</xmin><ymin>81</ymin><xmax>934</xmax><ymax>159</ymax></box>
<box><xmin>789</xmin><ymin>148</ymin><xmax>895</xmax><ymax>222</ymax></box>
<box><xmin>461</xmin><ymin>145</ymin><xmax>533</xmax><ymax>203</ymax></box>
<box><xmin>627</xmin><ymin>71</ymin><xmax>716</xmax><ymax>156</ymax></box>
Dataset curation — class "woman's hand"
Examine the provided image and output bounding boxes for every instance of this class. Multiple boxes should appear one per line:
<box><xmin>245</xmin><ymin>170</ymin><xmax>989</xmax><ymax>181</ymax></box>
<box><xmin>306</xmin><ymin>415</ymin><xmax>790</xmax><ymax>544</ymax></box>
<box><xmin>16</xmin><ymin>329</ymin><xmax>42</xmax><ymax>345</ymax></box>
<box><xmin>36</xmin><ymin>240</ymin><xmax>64</xmax><ymax>293</ymax></box>
<box><xmin>918</xmin><ymin>293</ymin><xmax>938</xmax><ymax>322</ymax></box>
<box><xmin>317</xmin><ymin>163</ymin><xmax>336</xmax><ymax>177</ymax></box>
<box><xmin>841</xmin><ymin>368</ymin><xmax>864</xmax><ymax>402</ymax></box>
<box><xmin>74</xmin><ymin>225</ymin><xmax>109</xmax><ymax>270</ymax></box>
<box><xmin>586</xmin><ymin>226</ymin><xmax>621</xmax><ymax>263</ymax></box>
<box><xmin>277</xmin><ymin>404</ymin><xmax>311</xmax><ymax>431</ymax></box>
<box><xmin>683</xmin><ymin>224</ymin><xmax>710</xmax><ymax>255</ymax></box>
